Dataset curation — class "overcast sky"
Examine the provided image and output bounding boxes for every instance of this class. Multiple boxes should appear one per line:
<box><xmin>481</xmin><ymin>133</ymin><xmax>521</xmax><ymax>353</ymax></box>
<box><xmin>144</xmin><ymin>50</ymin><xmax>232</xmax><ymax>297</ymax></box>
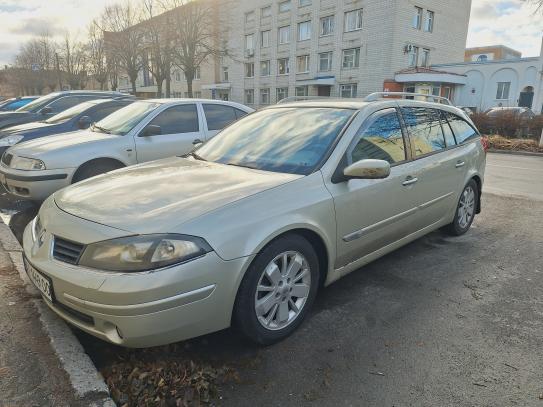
<box><xmin>0</xmin><ymin>0</ymin><xmax>541</xmax><ymax>66</ymax></box>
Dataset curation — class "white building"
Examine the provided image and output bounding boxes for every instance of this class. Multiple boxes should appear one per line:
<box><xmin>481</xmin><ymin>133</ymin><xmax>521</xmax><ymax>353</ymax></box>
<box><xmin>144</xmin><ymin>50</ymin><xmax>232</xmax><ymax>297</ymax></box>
<box><xmin>222</xmin><ymin>0</ymin><xmax>472</xmax><ymax>107</ymax></box>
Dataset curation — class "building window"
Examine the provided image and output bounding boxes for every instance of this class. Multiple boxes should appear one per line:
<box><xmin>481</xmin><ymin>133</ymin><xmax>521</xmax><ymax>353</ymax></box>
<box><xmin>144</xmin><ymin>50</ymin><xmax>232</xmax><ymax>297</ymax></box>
<box><xmin>298</xmin><ymin>21</ymin><xmax>311</xmax><ymax>41</ymax></box>
<box><xmin>299</xmin><ymin>0</ymin><xmax>311</xmax><ymax>6</ymax></box>
<box><xmin>496</xmin><ymin>82</ymin><xmax>511</xmax><ymax>100</ymax></box>
<box><xmin>183</xmin><ymin>67</ymin><xmax>200</xmax><ymax>80</ymax></box>
<box><xmin>260</xmin><ymin>60</ymin><xmax>271</xmax><ymax>76</ymax></box>
<box><xmin>278</xmin><ymin>58</ymin><xmax>290</xmax><ymax>75</ymax></box>
<box><xmin>245</xmin><ymin>63</ymin><xmax>255</xmax><ymax>77</ymax></box>
<box><xmin>222</xmin><ymin>67</ymin><xmax>229</xmax><ymax>82</ymax></box>
<box><xmin>279</xmin><ymin>0</ymin><xmax>291</xmax><ymax>13</ymax></box>
<box><xmin>184</xmin><ymin>91</ymin><xmax>202</xmax><ymax>98</ymax></box>
<box><xmin>344</xmin><ymin>9</ymin><xmax>363</xmax><ymax>32</ymax></box>
<box><xmin>261</xmin><ymin>30</ymin><xmax>271</xmax><ymax>48</ymax></box>
<box><xmin>319</xmin><ymin>51</ymin><xmax>333</xmax><ymax>71</ymax></box>
<box><xmin>245</xmin><ymin>89</ymin><xmax>255</xmax><ymax>104</ymax></box>
<box><xmin>296</xmin><ymin>85</ymin><xmax>308</xmax><ymax>97</ymax></box>
<box><xmin>340</xmin><ymin>83</ymin><xmax>358</xmax><ymax>98</ymax></box>
<box><xmin>421</xmin><ymin>49</ymin><xmax>430</xmax><ymax>67</ymax></box>
<box><xmin>245</xmin><ymin>34</ymin><xmax>254</xmax><ymax>51</ymax></box>
<box><xmin>278</xmin><ymin>26</ymin><xmax>290</xmax><ymax>44</ymax></box>
<box><xmin>320</xmin><ymin>16</ymin><xmax>334</xmax><ymax>36</ymax></box>
<box><xmin>477</xmin><ymin>55</ymin><xmax>488</xmax><ymax>62</ymax></box>
<box><xmin>175</xmin><ymin>70</ymin><xmax>182</xmax><ymax>82</ymax></box>
<box><xmin>342</xmin><ymin>48</ymin><xmax>360</xmax><ymax>69</ymax></box>
<box><xmin>408</xmin><ymin>46</ymin><xmax>419</xmax><ymax>67</ymax></box>
<box><xmin>260</xmin><ymin>88</ymin><xmax>270</xmax><ymax>104</ymax></box>
<box><xmin>297</xmin><ymin>55</ymin><xmax>310</xmax><ymax>73</ymax></box>
<box><xmin>413</xmin><ymin>6</ymin><xmax>423</xmax><ymax>29</ymax></box>
<box><xmin>277</xmin><ymin>87</ymin><xmax>288</xmax><ymax>101</ymax></box>
<box><xmin>261</xmin><ymin>6</ymin><xmax>271</xmax><ymax>18</ymax></box>
<box><xmin>245</xmin><ymin>11</ymin><xmax>255</xmax><ymax>24</ymax></box>
<box><xmin>424</xmin><ymin>10</ymin><xmax>434</xmax><ymax>32</ymax></box>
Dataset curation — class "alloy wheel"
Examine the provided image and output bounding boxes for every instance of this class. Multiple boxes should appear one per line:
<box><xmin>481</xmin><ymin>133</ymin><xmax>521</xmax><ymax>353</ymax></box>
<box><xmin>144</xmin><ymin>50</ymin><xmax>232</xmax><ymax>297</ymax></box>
<box><xmin>458</xmin><ymin>186</ymin><xmax>475</xmax><ymax>229</ymax></box>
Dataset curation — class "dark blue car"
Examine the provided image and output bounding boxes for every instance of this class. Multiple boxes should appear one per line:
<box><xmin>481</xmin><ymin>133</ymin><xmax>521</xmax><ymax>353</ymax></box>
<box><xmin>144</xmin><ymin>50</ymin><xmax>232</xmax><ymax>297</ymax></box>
<box><xmin>0</xmin><ymin>98</ymin><xmax>134</xmax><ymax>156</ymax></box>
<box><xmin>0</xmin><ymin>96</ymin><xmax>39</xmax><ymax>112</ymax></box>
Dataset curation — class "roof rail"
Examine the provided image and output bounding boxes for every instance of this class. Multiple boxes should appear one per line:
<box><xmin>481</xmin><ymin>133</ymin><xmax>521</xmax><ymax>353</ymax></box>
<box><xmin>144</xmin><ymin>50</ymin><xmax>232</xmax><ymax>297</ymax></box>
<box><xmin>364</xmin><ymin>92</ymin><xmax>452</xmax><ymax>105</ymax></box>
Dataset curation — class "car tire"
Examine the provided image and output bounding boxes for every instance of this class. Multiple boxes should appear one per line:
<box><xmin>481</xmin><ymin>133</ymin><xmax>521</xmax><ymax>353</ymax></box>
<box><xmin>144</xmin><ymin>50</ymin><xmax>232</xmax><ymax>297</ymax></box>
<box><xmin>72</xmin><ymin>161</ymin><xmax>123</xmax><ymax>184</ymax></box>
<box><xmin>444</xmin><ymin>179</ymin><xmax>479</xmax><ymax>236</ymax></box>
<box><xmin>233</xmin><ymin>234</ymin><xmax>320</xmax><ymax>346</ymax></box>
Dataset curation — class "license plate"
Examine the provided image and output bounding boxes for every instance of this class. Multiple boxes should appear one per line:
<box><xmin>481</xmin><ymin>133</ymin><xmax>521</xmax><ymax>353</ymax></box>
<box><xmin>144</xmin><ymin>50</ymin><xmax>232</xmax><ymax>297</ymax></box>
<box><xmin>24</xmin><ymin>257</ymin><xmax>54</xmax><ymax>303</ymax></box>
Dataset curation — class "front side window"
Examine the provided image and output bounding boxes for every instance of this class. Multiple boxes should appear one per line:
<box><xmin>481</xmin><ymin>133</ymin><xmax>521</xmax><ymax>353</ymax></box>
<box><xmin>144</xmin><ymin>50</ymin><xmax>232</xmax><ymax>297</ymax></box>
<box><xmin>93</xmin><ymin>101</ymin><xmax>161</xmax><ymax>136</ymax></box>
<box><xmin>261</xmin><ymin>60</ymin><xmax>271</xmax><ymax>76</ymax></box>
<box><xmin>277</xmin><ymin>87</ymin><xmax>288</xmax><ymax>102</ymax></box>
<box><xmin>148</xmin><ymin>104</ymin><xmax>199</xmax><ymax>134</ymax></box>
<box><xmin>344</xmin><ymin>9</ymin><xmax>363</xmax><ymax>32</ymax></box>
<box><xmin>297</xmin><ymin>55</ymin><xmax>310</xmax><ymax>73</ymax></box>
<box><xmin>279</xmin><ymin>0</ymin><xmax>291</xmax><ymax>13</ymax></box>
<box><xmin>424</xmin><ymin>10</ymin><xmax>434</xmax><ymax>32</ymax></box>
<box><xmin>278</xmin><ymin>26</ymin><xmax>291</xmax><ymax>44</ymax></box>
<box><xmin>261</xmin><ymin>30</ymin><xmax>271</xmax><ymax>48</ymax></box>
<box><xmin>349</xmin><ymin>108</ymin><xmax>406</xmax><ymax>164</ymax></box>
<box><xmin>496</xmin><ymin>82</ymin><xmax>511</xmax><ymax>100</ymax></box>
<box><xmin>197</xmin><ymin>107</ymin><xmax>355</xmax><ymax>175</ymax></box>
<box><xmin>45</xmin><ymin>101</ymin><xmax>96</xmax><ymax>124</ymax></box>
<box><xmin>298</xmin><ymin>21</ymin><xmax>311</xmax><ymax>41</ymax></box>
<box><xmin>413</xmin><ymin>6</ymin><xmax>423</xmax><ymax>29</ymax></box>
<box><xmin>203</xmin><ymin>104</ymin><xmax>237</xmax><ymax>131</ymax></box>
<box><xmin>278</xmin><ymin>58</ymin><xmax>290</xmax><ymax>75</ymax></box>
<box><xmin>342</xmin><ymin>48</ymin><xmax>360</xmax><ymax>69</ymax></box>
<box><xmin>245</xmin><ymin>89</ymin><xmax>255</xmax><ymax>104</ymax></box>
<box><xmin>47</xmin><ymin>96</ymin><xmax>96</xmax><ymax>114</ymax></box>
<box><xmin>401</xmin><ymin>107</ymin><xmax>446</xmax><ymax>157</ymax></box>
<box><xmin>260</xmin><ymin>88</ymin><xmax>270</xmax><ymax>104</ymax></box>
<box><xmin>340</xmin><ymin>84</ymin><xmax>357</xmax><ymax>98</ymax></box>
<box><xmin>245</xmin><ymin>63</ymin><xmax>255</xmax><ymax>78</ymax></box>
<box><xmin>445</xmin><ymin>112</ymin><xmax>478</xmax><ymax>144</ymax></box>
<box><xmin>320</xmin><ymin>16</ymin><xmax>334</xmax><ymax>36</ymax></box>
<box><xmin>319</xmin><ymin>52</ymin><xmax>333</xmax><ymax>71</ymax></box>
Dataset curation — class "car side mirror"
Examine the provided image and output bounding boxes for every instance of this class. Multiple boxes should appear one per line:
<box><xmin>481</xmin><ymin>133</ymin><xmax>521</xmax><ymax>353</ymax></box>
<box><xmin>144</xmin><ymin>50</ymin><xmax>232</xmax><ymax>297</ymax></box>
<box><xmin>140</xmin><ymin>124</ymin><xmax>162</xmax><ymax>137</ymax></box>
<box><xmin>78</xmin><ymin>116</ymin><xmax>92</xmax><ymax>129</ymax></box>
<box><xmin>343</xmin><ymin>159</ymin><xmax>391</xmax><ymax>180</ymax></box>
<box><xmin>39</xmin><ymin>106</ymin><xmax>52</xmax><ymax>115</ymax></box>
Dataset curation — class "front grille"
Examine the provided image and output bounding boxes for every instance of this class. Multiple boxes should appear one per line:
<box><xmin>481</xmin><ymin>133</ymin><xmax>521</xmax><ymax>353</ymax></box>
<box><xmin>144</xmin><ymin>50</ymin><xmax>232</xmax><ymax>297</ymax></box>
<box><xmin>53</xmin><ymin>237</ymin><xmax>84</xmax><ymax>265</ymax></box>
<box><xmin>1</xmin><ymin>152</ymin><xmax>12</xmax><ymax>166</ymax></box>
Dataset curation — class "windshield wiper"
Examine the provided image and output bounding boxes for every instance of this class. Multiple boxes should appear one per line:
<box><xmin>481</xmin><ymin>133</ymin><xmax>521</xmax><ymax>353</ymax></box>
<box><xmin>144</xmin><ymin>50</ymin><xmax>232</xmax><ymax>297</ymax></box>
<box><xmin>92</xmin><ymin>124</ymin><xmax>111</xmax><ymax>134</ymax></box>
<box><xmin>226</xmin><ymin>162</ymin><xmax>259</xmax><ymax>170</ymax></box>
<box><xmin>185</xmin><ymin>151</ymin><xmax>207</xmax><ymax>161</ymax></box>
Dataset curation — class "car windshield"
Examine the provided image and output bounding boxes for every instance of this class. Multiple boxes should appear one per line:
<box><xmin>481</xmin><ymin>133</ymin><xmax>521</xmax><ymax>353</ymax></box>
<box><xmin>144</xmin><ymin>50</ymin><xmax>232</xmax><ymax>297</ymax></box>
<box><xmin>197</xmin><ymin>107</ymin><xmax>355</xmax><ymax>175</ymax></box>
<box><xmin>44</xmin><ymin>101</ymin><xmax>99</xmax><ymax>124</ymax></box>
<box><xmin>92</xmin><ymin>101</ymin><xmax>161</xmax><ymax>136</ymax></box>
<box><xmin>15</xmin><ymin>93</ymin><xmax>61</xmax><ymax>113</ymax></box>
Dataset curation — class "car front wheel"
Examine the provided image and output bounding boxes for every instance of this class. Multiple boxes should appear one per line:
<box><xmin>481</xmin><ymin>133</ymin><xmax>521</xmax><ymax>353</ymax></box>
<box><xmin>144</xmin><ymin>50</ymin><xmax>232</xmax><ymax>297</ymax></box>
<box><xmin>233</xmin><ymin>234</ymin><xmax>320</xmax><ymax>345</ymax></box>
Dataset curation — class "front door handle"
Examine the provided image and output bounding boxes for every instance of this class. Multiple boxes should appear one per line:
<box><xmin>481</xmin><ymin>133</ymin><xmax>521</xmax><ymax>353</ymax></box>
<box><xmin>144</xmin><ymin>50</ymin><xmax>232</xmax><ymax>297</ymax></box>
<box><xmin>402</xmin><ymin>177</ymin><xmax>418</xmax><ymax>187</ymax></box>
<box><xmin>192</xmin><ymin>139</ymin><xmax>204</xmax><ymax>146</ymax></box>
<box><xmin>455</xmin><ymin>161</ymin><xmax>466</xmax><ymax>168</ymax></box>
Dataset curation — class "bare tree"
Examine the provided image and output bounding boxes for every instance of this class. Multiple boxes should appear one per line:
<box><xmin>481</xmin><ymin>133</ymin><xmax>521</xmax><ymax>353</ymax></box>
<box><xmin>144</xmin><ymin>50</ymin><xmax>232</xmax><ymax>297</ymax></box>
<box><xmin>167</xmin><ymin>0</ymin><xmax>224</xmax><ymax>98</ymax></box>
<box><xmin>525</xmin><ymin>0</ymin><xmax>543</xmax><ymax>12</ymax></box>
<box><xmin>87</xmin><ymin>21</ymin><xmax>108</xmax><ymax>90</ymax></box>
<box><xmin>141</xmin><ymin>0</ymin><xmax>175</xmax><ymax>97</ymax></box>
<box><xmin>101</xmin><ymin>2</ymin><xmax>144</xmax><ymax>95</ymax></box>
<box><xmin>59</xmin><ymin>34</ymin><xmax>88</xmax><ymax>90</ymax></box>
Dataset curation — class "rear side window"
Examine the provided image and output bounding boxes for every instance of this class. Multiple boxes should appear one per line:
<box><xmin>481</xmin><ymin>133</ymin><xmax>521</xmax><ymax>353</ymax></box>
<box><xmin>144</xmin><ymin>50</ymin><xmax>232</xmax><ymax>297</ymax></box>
<box><xmin>149</xmin><ymin>104</ymin><xmax>199</xmax><ymax>134</ymax></box>
<box><xmin>349</xmin><ymin>108</ymin><xmax>406</xmax><ymax>164</ymax></box>
<box><xmin>401</xmin><ymin>107</ymin><xmax>446</xmax><ymax>157</ymax></box>
<box><xmin>47</xmin><ymin>96</ymin><xmax>96</xmax><ymax>114</ymax></box>
<box><xmin>445</xmin><ymin>113</ymin><xmax>479</xmax><ymax>144</ymax></box>
<box><xmin>203</xmin><ymin>104</ymin><xmax>237</xmax><ymax>131</ymax></box>
<box><xmin>439</xmin><ymin>111</ymin><xmax>457</xmax><ymax>147</ymax></box>
<box><xmin>235</xmin><ymin>108</ymin><xmax>249</xmax><ymax>120</ymax></box>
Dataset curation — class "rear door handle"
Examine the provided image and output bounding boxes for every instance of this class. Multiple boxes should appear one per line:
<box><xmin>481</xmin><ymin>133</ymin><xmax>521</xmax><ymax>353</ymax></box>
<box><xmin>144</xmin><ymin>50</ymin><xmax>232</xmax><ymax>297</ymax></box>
<box><xmin>402</xmin><ymin>177</ymin><xmax>418</xmax><ymax>187</ymax></box>
<box><xmin>455</xmin><ymin>161</ymin><xmax>466</xmax><ymax>168</ymax></box>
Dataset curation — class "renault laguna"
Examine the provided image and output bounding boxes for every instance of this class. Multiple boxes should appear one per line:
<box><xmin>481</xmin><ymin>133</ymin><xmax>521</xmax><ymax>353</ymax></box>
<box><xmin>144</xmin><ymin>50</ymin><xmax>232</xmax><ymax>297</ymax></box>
<box><xmin>22</xmin><ymin>95</ymin><xmax>486</xmax><ymax>347</ymax></box>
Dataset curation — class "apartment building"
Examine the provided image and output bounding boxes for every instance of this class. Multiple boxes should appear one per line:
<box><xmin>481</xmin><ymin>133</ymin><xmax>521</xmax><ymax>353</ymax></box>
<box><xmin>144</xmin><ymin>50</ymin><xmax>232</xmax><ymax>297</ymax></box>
<box><xmin>222</xmin><ymin>0</ymin><xmax>472</xmax><ymax>107</ymax></box>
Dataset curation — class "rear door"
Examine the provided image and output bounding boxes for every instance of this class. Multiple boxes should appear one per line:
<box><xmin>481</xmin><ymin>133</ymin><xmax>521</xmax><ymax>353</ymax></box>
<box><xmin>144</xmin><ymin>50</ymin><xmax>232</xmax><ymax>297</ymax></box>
<box><xmin>134</xmin><ymin>103</ymin><xmax>202</xmax><ymax>163</ymax></box>
<box><xmin>201</xmin><ymin>104</ymin><xmax>246</xmax><ymax>140</ymax></box>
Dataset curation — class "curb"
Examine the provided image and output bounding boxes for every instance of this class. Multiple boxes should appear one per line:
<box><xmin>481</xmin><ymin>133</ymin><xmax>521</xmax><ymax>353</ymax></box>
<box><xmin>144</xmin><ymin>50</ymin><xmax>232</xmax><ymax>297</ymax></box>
<box><xmin>0</xmin><ymin>221</ymin><xmax>116</xmax><ymax>407</ymax></box>
<box><xmin>487</xmin><ymin>149</ymin><xmax>543</xmax><ymax>157</ymax></box>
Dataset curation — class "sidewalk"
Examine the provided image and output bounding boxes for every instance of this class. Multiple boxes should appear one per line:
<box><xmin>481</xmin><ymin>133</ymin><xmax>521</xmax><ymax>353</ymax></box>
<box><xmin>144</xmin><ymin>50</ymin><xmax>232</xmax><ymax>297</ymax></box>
<box><xmin>0</xmin><ymin>221</ymin><xmax>112</xmax><ymax>407</ymax></box>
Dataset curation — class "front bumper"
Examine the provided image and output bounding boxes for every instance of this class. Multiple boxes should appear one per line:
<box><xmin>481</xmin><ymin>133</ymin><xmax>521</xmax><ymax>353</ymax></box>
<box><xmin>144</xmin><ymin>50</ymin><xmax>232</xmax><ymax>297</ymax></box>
<box><xmin>23</xmin><ymin>200</ymin><xmax>252</xmax><ymax>348</ymax></box>
<box><xmin>0</xmin><ymin>164</ymin><xmax>73</xmax><ymax>200</ymax></box>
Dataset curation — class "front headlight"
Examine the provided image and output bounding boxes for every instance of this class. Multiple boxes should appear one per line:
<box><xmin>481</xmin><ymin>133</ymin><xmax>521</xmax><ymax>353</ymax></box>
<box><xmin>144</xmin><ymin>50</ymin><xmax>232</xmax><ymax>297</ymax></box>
<box><xmin>78</xmin><ymin>234</ymin><xmax>213</xmax><ymax>272</ymax></box>
<box><xmin>10</xmin><ymin>156</ymin><xmax>46</xmax><ymax>171</ymax></box>
<box><xmin>0</xmin><ymin>134</ymin><xmax>24</xmax><ymax>147</ymax></box>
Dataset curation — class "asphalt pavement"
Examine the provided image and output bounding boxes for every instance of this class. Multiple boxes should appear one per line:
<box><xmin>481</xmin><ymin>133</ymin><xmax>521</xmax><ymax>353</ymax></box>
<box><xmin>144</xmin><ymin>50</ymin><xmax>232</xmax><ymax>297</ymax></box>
<box><xmin>1</xmin><ymin>152</ymin><xmax>542</xmax><ymax>406</ymax></box>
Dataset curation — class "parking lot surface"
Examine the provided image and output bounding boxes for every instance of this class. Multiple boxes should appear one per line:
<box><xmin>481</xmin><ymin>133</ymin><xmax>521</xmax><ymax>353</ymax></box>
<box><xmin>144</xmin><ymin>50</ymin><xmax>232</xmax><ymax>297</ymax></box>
<box><xmin>1</xmin><ymin>152</ymin><xmax>542</xmax><ymax>406</ymax></box>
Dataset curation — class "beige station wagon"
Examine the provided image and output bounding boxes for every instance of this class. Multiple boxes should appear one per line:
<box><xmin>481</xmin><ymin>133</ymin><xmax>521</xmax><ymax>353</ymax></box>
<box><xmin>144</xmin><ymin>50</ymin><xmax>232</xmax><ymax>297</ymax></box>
<box><xmin>22</xmin><ymin>94</ymin><xmax>486</xmax><ymax>347</ymax></box>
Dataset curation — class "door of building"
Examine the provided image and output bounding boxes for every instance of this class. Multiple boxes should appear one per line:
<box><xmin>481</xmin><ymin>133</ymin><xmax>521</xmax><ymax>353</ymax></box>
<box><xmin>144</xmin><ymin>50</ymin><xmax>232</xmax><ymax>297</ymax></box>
<box><xmin>317</xmin><ymin>86</ymin><xmax>331</xmax><ymax>97</ymax></box>
<box><xmin>519</xmin><ymin>87</ymin><xmax>534</xmax><ymax>108</ymax></box>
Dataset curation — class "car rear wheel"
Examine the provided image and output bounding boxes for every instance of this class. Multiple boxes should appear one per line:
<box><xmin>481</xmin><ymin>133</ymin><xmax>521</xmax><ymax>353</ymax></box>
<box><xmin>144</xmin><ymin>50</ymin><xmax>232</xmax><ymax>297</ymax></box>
<box><xmin>233</xmin><ymin>234</ymin><xmax>319</xmax><ymax>345</ymax></box>
<box><xmin>444</xmin><ymin>179</ymin><xmax>479</xmax><ymax>236</ymax></box>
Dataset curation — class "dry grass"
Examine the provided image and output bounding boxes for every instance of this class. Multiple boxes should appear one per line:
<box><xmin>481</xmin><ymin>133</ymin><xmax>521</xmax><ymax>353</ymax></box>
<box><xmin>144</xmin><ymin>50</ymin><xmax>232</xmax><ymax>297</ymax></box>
<box><xmin>486</xmin><ymin>135</ymin><xmax>543</xmax><ymax>153</ymax></box>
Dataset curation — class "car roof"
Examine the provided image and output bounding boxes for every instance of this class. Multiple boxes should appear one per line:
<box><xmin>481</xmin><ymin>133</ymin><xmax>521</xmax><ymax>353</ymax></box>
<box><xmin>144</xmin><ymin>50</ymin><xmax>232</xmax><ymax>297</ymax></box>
<box><xmin>144</xmin><ymin>98</ymin><xmax>253</xmax><ymax>111</ymax></box>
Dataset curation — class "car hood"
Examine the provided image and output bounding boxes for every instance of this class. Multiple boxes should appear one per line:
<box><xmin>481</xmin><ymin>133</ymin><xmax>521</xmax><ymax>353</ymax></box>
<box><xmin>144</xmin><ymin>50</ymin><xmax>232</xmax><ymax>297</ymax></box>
<box><xmin>0</xmin><ymin>120</ymin><xmax>56</xmax><ymax>135</ymax></box>
<box><xmin>54</xmin><ymin>157</ymin><xmax>301</xmax><ymax>234</ymax></box>
<box><xmin>0</xmin><ymin>111</ymin><xmax>34</xmax><ymax>128</ymax></box>
<box><xmin>8</xmin><ymin>129</ymin><xmax>113</xmax><ymax>157</ymax></box>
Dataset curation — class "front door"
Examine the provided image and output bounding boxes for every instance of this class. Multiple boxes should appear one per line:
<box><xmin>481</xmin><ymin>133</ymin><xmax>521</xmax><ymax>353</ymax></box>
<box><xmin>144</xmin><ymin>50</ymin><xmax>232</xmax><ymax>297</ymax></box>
<box><xmin>134</xmin><ymin>104</ymin><xmax>202</xmax><ymax>163</ymax></box>
<box><xmin>519</xmin><ymin>91</ymin><xmax>534</xmax><ymax>109</ymax></box>
<box><xmin>327</xmin><ymin>108</ymin><xmax>421</xmax><ymax>269</ymax></box>
<box><xmin>317</xmin><ymin>86</ymin><xmax>331</xmax><ymax>97</ymax></box>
